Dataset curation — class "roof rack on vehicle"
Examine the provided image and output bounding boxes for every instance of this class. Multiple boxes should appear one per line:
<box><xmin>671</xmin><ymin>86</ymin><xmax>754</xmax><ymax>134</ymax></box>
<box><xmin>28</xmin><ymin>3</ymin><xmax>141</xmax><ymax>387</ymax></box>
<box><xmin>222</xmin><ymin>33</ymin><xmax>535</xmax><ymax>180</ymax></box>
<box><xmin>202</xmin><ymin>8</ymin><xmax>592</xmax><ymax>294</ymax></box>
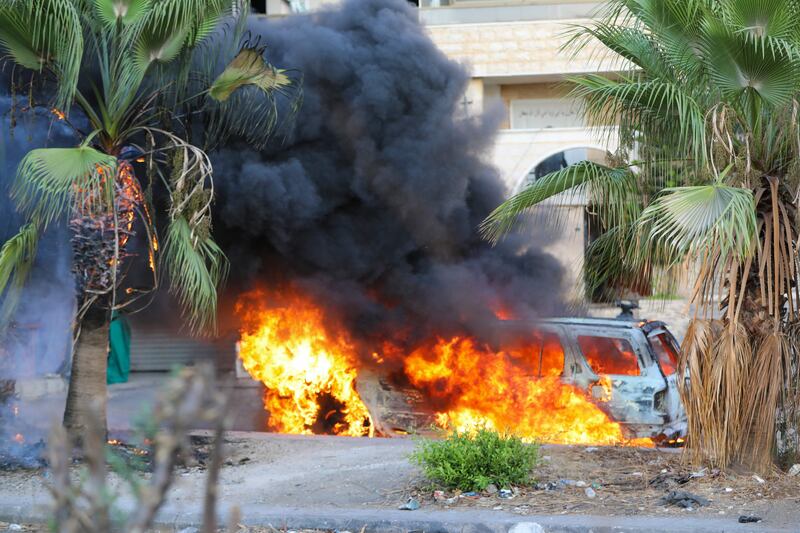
<box><xmin>615</xmin><ymin>299</ymin><xmax>639</xmax><ymax>321</ymax></box>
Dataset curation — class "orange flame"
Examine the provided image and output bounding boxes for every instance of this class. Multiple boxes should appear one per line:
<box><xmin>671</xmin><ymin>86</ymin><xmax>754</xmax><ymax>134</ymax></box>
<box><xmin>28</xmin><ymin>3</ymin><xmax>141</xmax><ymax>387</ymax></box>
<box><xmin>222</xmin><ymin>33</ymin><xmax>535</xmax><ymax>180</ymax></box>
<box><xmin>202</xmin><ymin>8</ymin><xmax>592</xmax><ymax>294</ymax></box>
<box><xmin>237</xmin><ymin>289</ymin><xmax>372</xmax><ymax>436</ymax></box>
<box><xmin>51</xmin><ymin>108</ymin><xmax>65</xmax><ymax>120</ymax></box>
<box><xmin>404</xmin><ymin>337</ymin><xmax>650</xmax><ymax>446</ymax></box>
<box><xmin>13</xmin><ymin>433</ymin><xmax>24</xmax><ymax>444</ymax></box>
<box><xmin>237</xmin><ymin>287</ymin><xmax>652</xmax><ymax>446</ymax></box>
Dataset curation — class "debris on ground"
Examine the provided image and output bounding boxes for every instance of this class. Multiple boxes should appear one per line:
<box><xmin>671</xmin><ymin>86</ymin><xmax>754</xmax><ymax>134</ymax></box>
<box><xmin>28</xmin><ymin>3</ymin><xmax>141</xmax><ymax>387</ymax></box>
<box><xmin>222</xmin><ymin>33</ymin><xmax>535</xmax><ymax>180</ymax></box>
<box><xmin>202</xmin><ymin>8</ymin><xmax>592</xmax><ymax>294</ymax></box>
<box><xmin>738</xmin><ymin>515</ymin><xmax>763</xmax><ymax>523</ymax></box>
<box><xmin>407</xmin><ymin>445</ymin><xmax>800</xmax><ymax>523</ymax></box>
<box><xmin>648</xmin><ymin>471</ymin><xmax>692</xmax><ymax>490</ymax></box>
<box><xmin>659</xmin><ymin>490</ymin><xmax>710</xmax><ymax>509</ymax></box>
<box><xmin>787</xmin><ymin>464</ymin><xmax>800</xmax><ymax>477</ymax></box>
<box><xmin>584</xmin><ymin>487</ymin><xmax>596</xmax><ymax>499</ymax></box>
<box><xmin>399</xmin><ymin>497</ymin><xmax>420</xmax><ymax>510</ymax></box>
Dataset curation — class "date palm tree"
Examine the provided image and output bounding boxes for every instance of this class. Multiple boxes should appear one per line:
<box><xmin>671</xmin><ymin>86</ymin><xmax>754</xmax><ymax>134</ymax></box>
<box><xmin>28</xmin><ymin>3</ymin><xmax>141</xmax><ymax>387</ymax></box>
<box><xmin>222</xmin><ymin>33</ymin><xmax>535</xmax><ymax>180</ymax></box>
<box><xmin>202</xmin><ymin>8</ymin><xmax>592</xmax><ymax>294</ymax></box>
<box><xmin>483</xmin><ymin>0</ymin><xmax>800</xmax><ymax>471</ymax></box>
<box><xmin>0</xmin><ymin>0</ymin><xmax>298</xmax><ymax>436</ymax></box>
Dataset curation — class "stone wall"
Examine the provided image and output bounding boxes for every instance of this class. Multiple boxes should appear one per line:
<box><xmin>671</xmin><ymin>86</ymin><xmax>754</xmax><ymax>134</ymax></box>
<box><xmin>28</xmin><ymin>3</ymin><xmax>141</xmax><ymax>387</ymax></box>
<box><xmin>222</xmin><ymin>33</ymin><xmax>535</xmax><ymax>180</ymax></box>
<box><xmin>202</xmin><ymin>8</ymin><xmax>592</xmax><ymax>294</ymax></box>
<box><xmin>427</xmin><ymin>19</ymin><xmax>614</xmax><ymax>78</ymax></box>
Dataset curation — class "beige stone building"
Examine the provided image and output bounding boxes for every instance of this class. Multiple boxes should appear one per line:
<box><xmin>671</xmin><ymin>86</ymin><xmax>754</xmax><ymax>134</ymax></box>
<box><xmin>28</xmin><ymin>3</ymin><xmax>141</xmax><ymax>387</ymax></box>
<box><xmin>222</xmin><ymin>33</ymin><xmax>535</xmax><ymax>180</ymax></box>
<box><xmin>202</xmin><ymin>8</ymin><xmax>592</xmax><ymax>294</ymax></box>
<box><xmin>420</xmin><ymin>1</ymin><xmax>616</xmax><ymax>299</ymax></box>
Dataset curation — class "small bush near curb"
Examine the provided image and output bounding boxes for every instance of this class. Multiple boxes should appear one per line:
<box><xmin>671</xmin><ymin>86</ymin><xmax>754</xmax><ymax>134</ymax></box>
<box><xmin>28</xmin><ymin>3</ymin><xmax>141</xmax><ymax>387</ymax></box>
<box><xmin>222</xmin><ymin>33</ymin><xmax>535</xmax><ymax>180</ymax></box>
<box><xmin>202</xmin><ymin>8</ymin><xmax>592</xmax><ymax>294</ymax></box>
<box><xmin>411</xmin><ymin>428</ymin><xmax>539</xmax><ymax>491</ymax></box>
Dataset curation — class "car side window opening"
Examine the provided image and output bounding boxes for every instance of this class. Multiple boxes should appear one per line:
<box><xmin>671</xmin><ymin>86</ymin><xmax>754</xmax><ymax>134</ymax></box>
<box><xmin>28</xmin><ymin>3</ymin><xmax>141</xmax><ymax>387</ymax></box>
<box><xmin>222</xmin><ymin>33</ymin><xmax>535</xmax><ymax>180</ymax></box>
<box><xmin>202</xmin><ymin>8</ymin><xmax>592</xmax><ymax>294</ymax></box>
<box><xmin>648</xmin><ymin>332</ymin><xmax>679</xmax><ymax>376</ymax></box>
<box><xmin>533</xmin><ymin>332</ymin><xmax>566</xmax><ymax>377</ymax></box>
<box><xmin>577</xmin><ymin>335</ymin><xmax>640</xmax><ymax>376</ymax></box>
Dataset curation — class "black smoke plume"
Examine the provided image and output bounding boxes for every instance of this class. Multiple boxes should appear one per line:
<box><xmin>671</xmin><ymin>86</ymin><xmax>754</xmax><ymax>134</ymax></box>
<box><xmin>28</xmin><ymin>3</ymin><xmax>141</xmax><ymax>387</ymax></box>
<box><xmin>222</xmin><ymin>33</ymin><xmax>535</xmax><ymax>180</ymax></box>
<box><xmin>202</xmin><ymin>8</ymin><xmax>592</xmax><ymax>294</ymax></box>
<box><xmin>213</xmin><ymin>0</ymin><xmax>566</xmax><ymax>355</ymax></box>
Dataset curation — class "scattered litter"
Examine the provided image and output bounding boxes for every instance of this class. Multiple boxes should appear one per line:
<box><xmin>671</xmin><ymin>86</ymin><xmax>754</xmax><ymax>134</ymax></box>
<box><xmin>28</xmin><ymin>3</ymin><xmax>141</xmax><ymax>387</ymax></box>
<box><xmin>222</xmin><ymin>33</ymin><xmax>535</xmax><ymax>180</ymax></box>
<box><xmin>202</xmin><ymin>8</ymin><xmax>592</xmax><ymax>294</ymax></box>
<box><xmin>433</xmin><ymin>490</ymin><xmax>446</xmax><ymax>502</ymax></box>
<box><xmin>752</xmin><ymin>475</ymin><xmax>765</xmax><ymax>484</ymax></box>
<box><xmin>399</xmin><ymin>497</ymin><xmax>420</xmax><ymax>510</ymax></box>
<box><xmin>541</xmin><ymin>455</ymin><xmax>551</xmax><ymax>462</ymax></box>
<box><xmin>557</xmin><ymin>479</ymin><xmax>578</xmax><ymax>487</ymax></box>
<box><xmin>591</xmin><ymin>482</ymin><xmax>601</xmax><ymax>490</ymax></box>
<box><xmin>7</xmin><ymin>525</ymin><xmax>22</xmax><ymax>532</ymax></box>
<box><xmin>690</xmin><ymin>468</ymin><xmax>707</xmax><ymax>479</ymax></box>
<box><xmin>584</xmin><ymin>487</ymin><xmax>596</xmax><ymax>499</ymax></box>
<box><xmin>788</xmin><ymin>464</ymin><xmax>800</xmax><ymax>477</ymax></box>
<box><xmin>486</xmin><ymin>483</ymin><xmax>498</xmax><ymax>494</ymax></box>
<box><xmin>649</xmin><ymin>472</ymin><xmax>692</xmax><ymax>490</ymax></box>
<box><xmin>575</xmin><ymin>481</ymin><xmax>587</xmax><ymax>487</ymax></box>
<box><xmin>724</xmin><ymin>487</ymin><xmax>733</xmax><ymax>492</ymax></box>
<box><xmin>493</xmin><ymin>505</ymin><xmax>503</xmax><ymax>510</ymax></box>
<box><xmin>630</xmin><ymin>472</ymin><xmax>643</xmax><ymax>477</ymax></box>
<box><xmin>585</xmin><ymin>447</ymin><xmax>598</xmax><ymax>453</ymax></box>
<box><xmin>177</xmin><ymin>528</ymin><xmax>199</xmax><ymax>533</ymax></box>
<box><xmin>738</xmin><ymin>515</ymin><xmax>762</xmax><ymax>523</ymax></box>
<box><xmin>659</xmin><ymin>490</ymin><xmax>710</xmax><ymax>509</ymax></box>
<box><xmin>461</xmin><ymin>491</ymin><xmax>479</xmax><ymax>498</ymax></box>
<box><xmin>499</xmin><ymin>489</ymin><xmax>514</xmax><ymax>499</ymax></box>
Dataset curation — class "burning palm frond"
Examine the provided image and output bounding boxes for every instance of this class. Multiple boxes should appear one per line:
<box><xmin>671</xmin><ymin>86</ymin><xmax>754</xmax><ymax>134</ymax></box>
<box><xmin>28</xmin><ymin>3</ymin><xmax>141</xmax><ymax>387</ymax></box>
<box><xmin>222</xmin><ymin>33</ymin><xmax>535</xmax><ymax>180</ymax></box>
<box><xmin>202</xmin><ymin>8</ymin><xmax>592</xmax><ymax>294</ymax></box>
<box><xmin>11</xmin><ymin>145</ymin><xmax>117</xmax><ymax>228</ymax></box>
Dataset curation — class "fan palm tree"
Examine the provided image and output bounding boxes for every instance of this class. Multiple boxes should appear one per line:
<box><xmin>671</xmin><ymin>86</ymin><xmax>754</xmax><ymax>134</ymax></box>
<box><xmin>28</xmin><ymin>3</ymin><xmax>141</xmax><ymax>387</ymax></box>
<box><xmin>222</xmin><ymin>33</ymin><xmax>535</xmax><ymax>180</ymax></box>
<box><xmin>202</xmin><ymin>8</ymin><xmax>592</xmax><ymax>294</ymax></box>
<box><xmin>482</xmin><ymin>0</ymin><xmax>800</xmax><ymax>471</ymax></box>
<box><xmin>0</xmin><ymin>0</ymin><xmax>298</xmax><ymax>436</ymax></box>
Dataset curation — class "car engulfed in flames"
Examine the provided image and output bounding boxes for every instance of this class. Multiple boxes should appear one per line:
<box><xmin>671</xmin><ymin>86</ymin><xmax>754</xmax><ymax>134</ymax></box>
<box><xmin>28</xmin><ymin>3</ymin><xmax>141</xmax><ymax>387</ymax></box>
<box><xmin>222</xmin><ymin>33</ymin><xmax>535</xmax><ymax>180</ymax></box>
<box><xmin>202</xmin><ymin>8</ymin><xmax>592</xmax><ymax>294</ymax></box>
<box><xmin>236</xmin><ymin>288</ymin><xmax>687</xmax><ymax>446</ymax></box>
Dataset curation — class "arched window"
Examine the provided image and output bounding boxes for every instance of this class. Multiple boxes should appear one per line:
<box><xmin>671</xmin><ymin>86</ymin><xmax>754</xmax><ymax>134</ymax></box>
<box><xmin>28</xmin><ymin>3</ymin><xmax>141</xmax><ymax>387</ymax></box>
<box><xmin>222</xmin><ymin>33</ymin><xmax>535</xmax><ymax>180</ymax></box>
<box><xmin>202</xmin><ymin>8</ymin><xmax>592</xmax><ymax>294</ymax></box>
<box><xmin>521</xmin><ymin>147</ymin><xmax>607</xmax><ymax>189</ymax></box>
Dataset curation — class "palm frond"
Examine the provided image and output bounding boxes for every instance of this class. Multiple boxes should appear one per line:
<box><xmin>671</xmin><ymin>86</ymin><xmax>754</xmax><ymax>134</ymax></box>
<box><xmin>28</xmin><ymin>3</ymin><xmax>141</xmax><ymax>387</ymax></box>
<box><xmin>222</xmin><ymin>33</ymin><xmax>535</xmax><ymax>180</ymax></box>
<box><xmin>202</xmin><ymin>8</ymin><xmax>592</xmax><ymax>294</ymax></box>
<box><xmin>480</xmin><ymin>161</ymin><xmax>637</xmax><ymax>243</ymax></box>
<box><xmin>570</xmin><ymin>75</ymin><xmax>707</xmax><ymax>166</ymax></box>
<box><xmin>701</xmin><ymin>17</ymin><xmax>800</xmax><ymax>108</ymax></box>
<box><xmin>209</xmin><ymin>47</ymin><xmax>292</xmax><ymax>102</ymax></box>
<box><xmin>0</xmin><ymin>0</ymin><xmax>84</xmax><ymax>113</ymax></box>
<box><xmin>110</xmin><ymin>0</ymin><xmax>232</xmax><ymax>117</ymax></box>
<box><xmin>163</xmin><ymin>216</ymin><xmax>228</xmax><ymax>335</ymax></box>
<box><xmin>11</xmin><ymin>145</ymin><xmax>117</xmax><ymax>228</ymax></box>
<box><xmin>0</xmin><ymin>223</ymin><xmax>40</xmax><ymax>323</ymax></box>
<box><xmin>639</xmin><ymin>182</ymin><xmax>757</xmax><ymax>263</ymax></box>
<box><xmin>202</xmin><ymin>41</ymin><xmax>302</xmax><ymax>149</ymax></box>
<box><xmin>93</xmin><ymin>0</ymin><xmax>151</xmax><ymax>27</ymax></box>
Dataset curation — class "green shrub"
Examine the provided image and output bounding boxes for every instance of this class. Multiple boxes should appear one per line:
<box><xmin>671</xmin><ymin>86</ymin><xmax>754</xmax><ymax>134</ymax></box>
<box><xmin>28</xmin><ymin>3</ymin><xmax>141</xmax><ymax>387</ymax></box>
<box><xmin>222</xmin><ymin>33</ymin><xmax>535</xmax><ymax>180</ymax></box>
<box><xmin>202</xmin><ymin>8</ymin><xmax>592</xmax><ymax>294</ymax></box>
<box><xmin>411</xmin><ymin>428</ymin><xmax>539</xmax><ymax>491</ymax></box>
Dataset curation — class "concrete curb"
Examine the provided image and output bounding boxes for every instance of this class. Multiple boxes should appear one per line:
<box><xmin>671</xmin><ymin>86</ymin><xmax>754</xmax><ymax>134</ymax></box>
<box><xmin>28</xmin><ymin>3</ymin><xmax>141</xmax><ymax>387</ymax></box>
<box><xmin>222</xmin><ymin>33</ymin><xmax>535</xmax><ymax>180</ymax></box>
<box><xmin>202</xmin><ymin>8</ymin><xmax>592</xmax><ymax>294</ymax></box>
<box><xmin>0</xmin><ymin>503</ymin><xmax>783</xmax><ymax>532</ymax></box>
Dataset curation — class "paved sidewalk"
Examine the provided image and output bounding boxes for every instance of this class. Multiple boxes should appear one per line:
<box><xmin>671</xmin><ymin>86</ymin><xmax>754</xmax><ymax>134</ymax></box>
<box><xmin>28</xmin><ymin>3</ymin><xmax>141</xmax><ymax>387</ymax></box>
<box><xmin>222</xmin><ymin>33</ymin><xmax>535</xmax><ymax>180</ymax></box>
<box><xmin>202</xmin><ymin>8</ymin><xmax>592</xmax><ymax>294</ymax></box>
<box><xmin>0</xmin><ymin>502</ymin><xmax>792</xmax><ymax>532</ymax></box>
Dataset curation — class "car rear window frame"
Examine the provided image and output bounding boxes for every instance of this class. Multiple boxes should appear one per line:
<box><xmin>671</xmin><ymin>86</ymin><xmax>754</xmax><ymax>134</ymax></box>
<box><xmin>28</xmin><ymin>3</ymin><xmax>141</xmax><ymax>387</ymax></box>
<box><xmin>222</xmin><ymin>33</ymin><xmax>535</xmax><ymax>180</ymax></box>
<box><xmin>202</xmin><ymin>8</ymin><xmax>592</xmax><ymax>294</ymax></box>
<box><xmin>575</xmin><ymin>333</ymin><xmax>644</xmax><ymax>377</ymax></box>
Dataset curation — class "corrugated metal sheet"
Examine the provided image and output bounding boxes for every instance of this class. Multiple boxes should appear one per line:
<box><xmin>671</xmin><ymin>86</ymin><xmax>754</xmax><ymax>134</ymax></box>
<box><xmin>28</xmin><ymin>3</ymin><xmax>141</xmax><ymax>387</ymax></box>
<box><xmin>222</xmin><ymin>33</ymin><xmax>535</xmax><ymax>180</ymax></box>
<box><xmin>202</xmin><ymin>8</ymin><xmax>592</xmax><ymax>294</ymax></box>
<box><xmin>129</xmin><ymin>325</ymin><xmax>236</xmax><ymax>372</ymax></box>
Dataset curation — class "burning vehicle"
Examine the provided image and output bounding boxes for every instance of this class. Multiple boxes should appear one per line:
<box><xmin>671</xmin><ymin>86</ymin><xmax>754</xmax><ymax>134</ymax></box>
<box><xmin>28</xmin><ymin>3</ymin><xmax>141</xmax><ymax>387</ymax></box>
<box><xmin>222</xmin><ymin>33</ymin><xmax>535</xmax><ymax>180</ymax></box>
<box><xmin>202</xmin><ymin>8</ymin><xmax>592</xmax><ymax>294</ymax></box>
<box><xmin>237</xmin><ymin>289</ymin><xmax>687</xmax><ymax>447</ymax></box>
<box><xmin>358</xmin><ymin>316</ymin><xmax>687</xmax><ymax>444</ymax></box>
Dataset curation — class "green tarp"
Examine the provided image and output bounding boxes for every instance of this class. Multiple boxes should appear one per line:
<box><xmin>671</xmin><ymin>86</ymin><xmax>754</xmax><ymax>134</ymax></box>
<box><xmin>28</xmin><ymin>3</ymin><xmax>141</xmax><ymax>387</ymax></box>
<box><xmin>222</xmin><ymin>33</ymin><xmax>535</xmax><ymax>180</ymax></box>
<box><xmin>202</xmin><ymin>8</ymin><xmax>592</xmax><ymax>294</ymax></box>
<box><xmin>107</xmin><ymin>311</ymin><xmax>131</xmax><ymax>384</ymax></box>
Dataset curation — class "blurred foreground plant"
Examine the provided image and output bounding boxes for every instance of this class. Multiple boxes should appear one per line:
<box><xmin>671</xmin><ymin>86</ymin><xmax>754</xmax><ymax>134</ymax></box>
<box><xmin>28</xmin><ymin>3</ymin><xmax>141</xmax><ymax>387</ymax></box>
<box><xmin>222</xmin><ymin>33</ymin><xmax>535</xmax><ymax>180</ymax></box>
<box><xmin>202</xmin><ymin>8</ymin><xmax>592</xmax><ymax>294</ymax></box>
<box><xmin>47</xmin><ymin>364</ymin><xmax>234</xmax><ymax>533</ymax></box>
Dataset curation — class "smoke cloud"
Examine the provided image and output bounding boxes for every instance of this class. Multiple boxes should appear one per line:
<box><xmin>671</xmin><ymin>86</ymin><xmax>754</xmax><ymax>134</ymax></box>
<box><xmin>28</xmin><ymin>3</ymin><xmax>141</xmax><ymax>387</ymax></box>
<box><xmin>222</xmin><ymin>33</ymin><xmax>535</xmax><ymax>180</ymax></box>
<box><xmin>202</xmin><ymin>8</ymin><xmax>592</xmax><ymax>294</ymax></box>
<box><xmin>0</xmin><ymin>90</ymin><xmax>77</xmax><ymax>450</ymax></box>
<box><xmin>213</xmin><ymin>0</ymin><xmax>566</xmax><ymax>354</ymax></box>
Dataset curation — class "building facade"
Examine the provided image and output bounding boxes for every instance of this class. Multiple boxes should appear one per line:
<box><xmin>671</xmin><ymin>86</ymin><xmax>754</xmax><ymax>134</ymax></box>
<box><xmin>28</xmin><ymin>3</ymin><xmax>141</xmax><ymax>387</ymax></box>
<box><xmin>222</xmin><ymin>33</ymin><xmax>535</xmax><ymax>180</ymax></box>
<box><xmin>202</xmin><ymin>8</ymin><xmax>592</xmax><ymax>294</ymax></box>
<box><xmin>419</xmin><ymin>1</ymin><xmax>614</xmax><ymax>298</ymax></box>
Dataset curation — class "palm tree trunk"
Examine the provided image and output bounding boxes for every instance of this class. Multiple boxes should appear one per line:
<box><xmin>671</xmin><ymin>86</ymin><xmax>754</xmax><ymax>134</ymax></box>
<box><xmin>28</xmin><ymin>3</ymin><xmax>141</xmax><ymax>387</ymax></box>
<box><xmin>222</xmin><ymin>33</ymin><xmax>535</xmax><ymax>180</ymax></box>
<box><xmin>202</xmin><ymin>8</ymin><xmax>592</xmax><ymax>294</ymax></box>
<box><xmin>63</xmin><ymin>306</ymin><xmax>110</xmax><ymax>437</ymax></box>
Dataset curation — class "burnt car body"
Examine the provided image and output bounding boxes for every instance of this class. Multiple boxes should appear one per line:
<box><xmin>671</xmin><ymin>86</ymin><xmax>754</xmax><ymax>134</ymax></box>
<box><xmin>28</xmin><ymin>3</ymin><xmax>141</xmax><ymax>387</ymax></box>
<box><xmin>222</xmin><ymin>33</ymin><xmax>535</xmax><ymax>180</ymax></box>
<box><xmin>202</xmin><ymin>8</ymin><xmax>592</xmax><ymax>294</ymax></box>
<box><xmin>356</xmin><ymin>317</ymin><xmax>687</xmax><ymax>442</ymax></box>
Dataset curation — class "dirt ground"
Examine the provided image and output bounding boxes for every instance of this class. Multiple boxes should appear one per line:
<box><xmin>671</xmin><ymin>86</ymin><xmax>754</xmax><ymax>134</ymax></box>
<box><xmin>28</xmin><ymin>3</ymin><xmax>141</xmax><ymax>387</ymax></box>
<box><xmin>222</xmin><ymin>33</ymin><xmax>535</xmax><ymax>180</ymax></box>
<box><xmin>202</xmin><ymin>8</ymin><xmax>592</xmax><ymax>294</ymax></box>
<box><xmin>1</xmin><ymin>434</ymin><xmax>799</xmax><ymax>531</ymax></box>
<box><xmin>406</xmin><ymin>444</ymin><xmax>800</xmax><ymax>525</ymax></box>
